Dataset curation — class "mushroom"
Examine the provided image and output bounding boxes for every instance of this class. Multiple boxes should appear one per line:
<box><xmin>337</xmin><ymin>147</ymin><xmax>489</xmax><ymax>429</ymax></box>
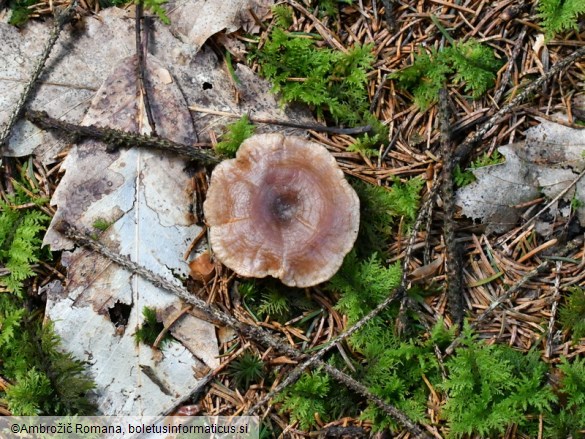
<box><xmin>203</xmin><ymin>133</ymin><xmax>359</xmax><ymax>287</ymax></box>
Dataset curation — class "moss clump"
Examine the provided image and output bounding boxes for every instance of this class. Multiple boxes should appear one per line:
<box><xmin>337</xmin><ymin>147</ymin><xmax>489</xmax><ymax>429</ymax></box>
<box><xmin>215</xmin><ymin>114</ymin><xmax>256</xmax><ymax>158</ymax></box>
<box><xmin>392</xmin><ymin>39</ymin><xmax>502</xmax><ymax>109</ymax></box>
<box><xmin>253</xmin><ymin>27</ymin><xmax>374</xmax><ymax>126</ymax></box>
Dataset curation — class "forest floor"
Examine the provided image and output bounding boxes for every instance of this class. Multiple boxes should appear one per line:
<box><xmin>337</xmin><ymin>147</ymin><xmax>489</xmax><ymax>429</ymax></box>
<box><xmin>1</xmin><ymin>0</ymin><xmax>585</xmax><ymax>438</ymax></box>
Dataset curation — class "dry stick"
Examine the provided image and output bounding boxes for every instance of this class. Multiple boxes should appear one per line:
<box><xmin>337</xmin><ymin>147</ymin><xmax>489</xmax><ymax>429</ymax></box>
<box><xmin>369</xmin><ymin>73</ymin><xmax>389</xmax><ymax>113</ymax></box>
<box><xmin>24</xmin><ymin>110</ymin><xmax>219</xmax><ymax>165</ymax></box>
<box><xmin>58</xmin><ymin>222</ymin><xmax>431</xmax><ymax>439</ymax></box>
<box><xmin>135</xmin><ymin>0</ymin><xmax>157</xmax><ymax>135</ymax></box>
<box><xmin>545</xmin><ymin>262</ymin><xmax>562</xmax><ymax>359</ymax></box>
<box><xmin>493</xmin><ymin>28</ymin><xmax>527</xmax><ymax>105</ymax></box>
<box><xmin>439</xmin><ymin>89</ymin><xmax>463</xmax><ymax>328</ymax></box>
<box><xmin>0</xmin><ymin>0</ymin><xmax>78</xmax><ymax>154</ymax></box>
<box><xmin>188</xmin><ymin>105</ymin><xmax>373</xmax><ymax>135</ymax></box>
<box><xmin>380</xmin><ymin>0</ymin><xmax>396</xmax><ymax>32</ymax></box>
<box><xmin>444</xmin><ymin>235</ymin><xmax>584</xmax><ymax>356</ymax></box>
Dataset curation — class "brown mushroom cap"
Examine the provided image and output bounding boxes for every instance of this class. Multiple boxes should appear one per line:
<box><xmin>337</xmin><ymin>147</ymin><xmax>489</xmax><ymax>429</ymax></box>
<box><xmin>203</xmin><ymin>133</ymin><xmax>360</xmax><ymax>287</ymax></box>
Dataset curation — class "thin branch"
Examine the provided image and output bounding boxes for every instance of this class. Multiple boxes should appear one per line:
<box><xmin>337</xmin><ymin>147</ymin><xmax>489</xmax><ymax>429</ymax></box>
<box><xmin>0</xmin><ymin>1</ymin><xmax>79</xmax><ymax>154</ymax></box>
<box><xmin>439</xmin><ymin>88</ymin><xmax>463</xmax><ymax>328</ymax></box>
<box><xmin>493</xmin><ymin>28</ymin><xmax>527</xmax><ymax>105</ymax></box>
<box><xmin>545</xmin><ymin>262</ymin><xmax>562</xmax><ymax>359</ymax></box>
<box><xmin>25</xmin><ymin>110</ymin><xmax>219</xmax><ymax>165</ymax></box>
<box><xmin>188</xmin><ymin>105</ymin><xmax>373</xmax><ymax>135</ymax></box>
<box><xmin>58</xmin><ymin>221</ymin><xmax>431</xmax><ymax>439</ymax></box>
<box><xmin>380</xmin><ymin>0</ymin><xmax>396</xmax><ymax>32</ymax></box>
<box><xmin>135</xmin><ymin>0</ymin><xmax>157</xmax><ymax>134</ymax></box>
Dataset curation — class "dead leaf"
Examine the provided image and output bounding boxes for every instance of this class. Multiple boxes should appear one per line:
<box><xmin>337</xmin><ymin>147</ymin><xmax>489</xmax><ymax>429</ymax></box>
<box><xmin>456</xmin><ymin>118</ymin><xmax>585</xmax><ymax>234</ymax></box>
<box><xmin>165</xmin><ymin>0</ymin><xmax>273</xmax><ymax>47</ymax></box>
<box><xmin>2</xmin><ymin>6</ymin><xmax>307</xmax><ymax>162</ymax></box>
<box><xmin>189</xmin><ymin>252</ymin><xmax>215</xmax><ymax>283</ymax></box>
<box><xmin>45</xmin><ymin>55</ymin><xmax>219</xmax><ymax>416</ymax></box>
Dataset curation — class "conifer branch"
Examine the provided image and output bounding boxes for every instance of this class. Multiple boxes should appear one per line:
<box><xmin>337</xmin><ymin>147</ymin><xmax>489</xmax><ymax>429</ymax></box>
<box><xmin>25</xmin><ymin>110</ymin><xmax>218</xmax><ymax>165</ymax></box>
<box><xmin>439</xmin><ymin>89</ymin><xmax>463</xmax><ymax>328</ymax></box>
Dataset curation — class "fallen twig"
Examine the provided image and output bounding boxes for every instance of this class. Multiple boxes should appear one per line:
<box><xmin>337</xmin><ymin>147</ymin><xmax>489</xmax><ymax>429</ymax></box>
<box><xmin>25</xmin><ymin>110</ymin><xmax>219</xmax><ymax>165</ymax></box>
<box><xmin>135</xmin><ymin>0</ymin><xmax>157</xmax><ymax>135</ymax></box>
<box><xmin>188</xmin><ymin>105</ymin><xmax>373</xmax><ymax>135</ymax></box>
<box><xmin>439</xmin><ymin>88</ymin><xmax>463</xmax><ymax>328</ymax></box>
<box><xmin>545</xmin><ymin>262</ymin><xmax>562</xmax><ymax>358</ymax></box>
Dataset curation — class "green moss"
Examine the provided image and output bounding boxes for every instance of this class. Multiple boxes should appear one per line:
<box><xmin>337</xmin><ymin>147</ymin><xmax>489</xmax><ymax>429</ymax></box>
<box><xmin>227</xmin><ymin>351</ymin><xmax>265</xmax><ymax>390</ymax></box>
<box><xmin>238</xmin><ymin>279</ymin><xmax>314</xmax><ymax>323</ymax></box>
<box><xmin>1</xmin><ymin>295</ymin><xmax>96</xmax><ymax>415</ymax></box>
<box><xmin>453</xmin><ymin>150</ymin><xmax>504</xmax><ymax>187</ymax></box>
<box><xmin>440</xmin><ymin>324</ymin><xmax>556</xmax><ymax>438</ymax></box>
<box><xmin>537</xmin><ymin>0</ymin><xmax>585</xmax><ymax>38</ymax></box>
<box><xmin>215</xmin><ymin>114</ymin><xmax>256</xmax><ymax>158</ymax></box>
<box><xmin>392</xmin><ymin>39</ymin><xmax>502</xmax><ymax>109</ymax></box>
<box><xmin>271</xmin><ymin>4</ymin><xmax>293</xmax><ymax>28</ymax></box>
<box><xmin>275</xmin><ymin>370</ymin><xmax>331</xmax><ymax>430</ymax></box>
<box><xmin>92</xmin><ymin>217</ymin><xmax>113</xmax><ymax>232</ymax></box>
<box><xmin>546</xmin><ymin>357</ymin><xmax>585</xmax><ymax>438</ymax></box>
<box><xmin>0</xmin><ymin>169</ymin><xmax>50</xmax><ymax>297</ymax></box>
<box><xmin>559</xmin><ymin>287</ymin><xmax>585</xmax><ymax>343</ymax></box>
<box><xmin>8</xmin><ymin>0</ymin><xmax>39</xmax><ymax>26</ymax></box>
<box><xmin>134</xmin><ymin>306</ymin><xmax>170</xmax><ymax>347</ymax></box>
<box><xmin>351</xmin><ymin>177</ymin><xmax>424</xmax><ymax>258</ymax></box>
<box><xmin>253</xmin><ymin>27</ymin><xmax>374</xmax><ymax>126</ymax></box>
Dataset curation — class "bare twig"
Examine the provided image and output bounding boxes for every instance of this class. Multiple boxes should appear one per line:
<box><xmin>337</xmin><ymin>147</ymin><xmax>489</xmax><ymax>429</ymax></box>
<box><xmin>59</xmin><ymin>221</ymin><xmax>431</xmax><ymax>439</ymax></box>
<box><xmin>439</xmin><ymin>88</ymin><xmax>463</xmax><ymax>328</ymax></box>
<box><xmin>25</xmin><ymin>110</ymin><xmax>219</xmax><ymax>165</ymax></box>
<box><xmin>545</xmin><ymin>262</ymin><xmax>562</xmax><ymax>359</ymax></box>
<box><xmin>380</xmin><ymin>0</ymin><xmax>396</xmax><ymax>32</ymax></box>
<box><xmin>0</xmin><ymin>0</ymin><xmax>79</xmax><ymax>155</ymax></box>
<box><xmin>454</xmin><ymin>45</ymin><xmax>585</xmax><ymax>165</ymax></box>
<box><xmin>188</xmin><ymin>105</ymin><xmax>373</xmax><ymax>135</ymax></box>
<box><xmin>135</xmin><ymin>0</ymin><xmax>157</xmax><ymax>134</ymax></box>
<box><xmin>493</xmin><ymin>28</ymin><xmax>527</xmax><ymax>105</ymax></box>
